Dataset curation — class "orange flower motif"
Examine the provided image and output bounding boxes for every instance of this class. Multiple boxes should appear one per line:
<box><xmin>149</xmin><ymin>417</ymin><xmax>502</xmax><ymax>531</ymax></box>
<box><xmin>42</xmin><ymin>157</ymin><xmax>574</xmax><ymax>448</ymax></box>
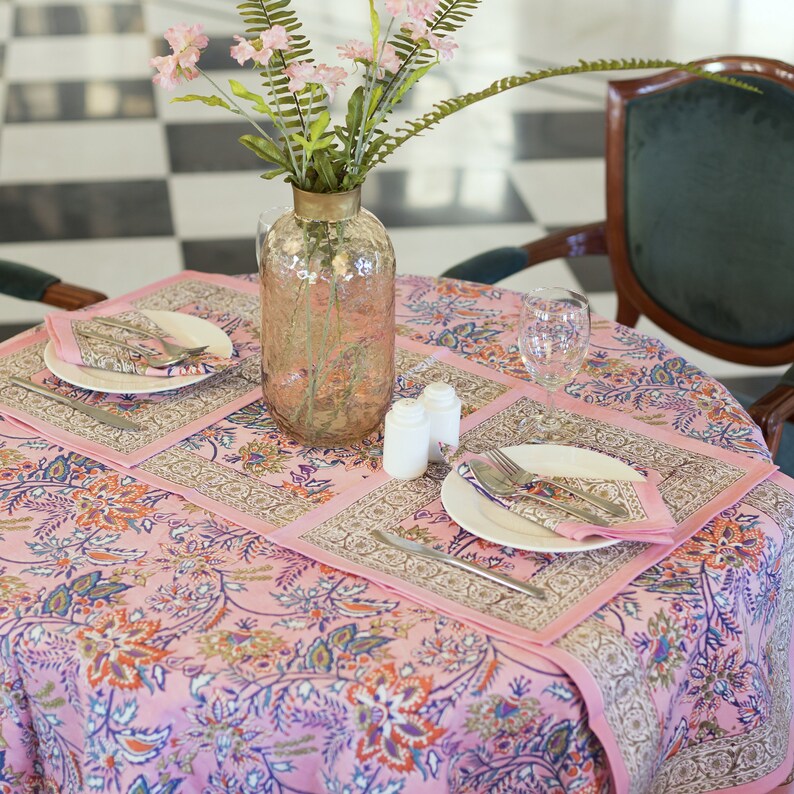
<box><xmin>76</xmin><ymin>608</ymin><xmax>169</xmax><ymax>689</ymax></box>
<box><xmin>678</xmin><ymin>516</ymin><xmax>765</xmax><ymax>572</ymax></box>
<box><xmin>347</xmin><ymin>662</ymin><xmax>444</xmax><ymax>772</ymax></box>
<box><xmin>71</xmin><ymin>473</ymin><xmax>152</xmax><ymax>531</ymax></box>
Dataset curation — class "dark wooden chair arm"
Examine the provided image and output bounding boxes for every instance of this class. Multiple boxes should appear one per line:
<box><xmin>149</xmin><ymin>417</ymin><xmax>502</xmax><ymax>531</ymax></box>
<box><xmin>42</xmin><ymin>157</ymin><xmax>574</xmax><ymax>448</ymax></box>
<box><xmin>520</xmin><ymin>221</ymin><xmax>607</xmax><ymax>266</ymax></box>
<box><xmin>747</xmin><ymin>365</ymin><xmax>794</xmax><ymax>458</ymax></box>
<box><xmin>41</xmin><ymin>282</ymin><xmax>108</xmax><ymax>311</ymax></box>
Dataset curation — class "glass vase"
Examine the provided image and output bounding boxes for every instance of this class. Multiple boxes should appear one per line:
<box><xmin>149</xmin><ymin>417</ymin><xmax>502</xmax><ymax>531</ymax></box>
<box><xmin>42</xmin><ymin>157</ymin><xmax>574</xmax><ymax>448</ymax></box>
<box><xmin>259</xmin><ymin>186</ymin><xmax>396</xmax><ymax>447</ymax></box>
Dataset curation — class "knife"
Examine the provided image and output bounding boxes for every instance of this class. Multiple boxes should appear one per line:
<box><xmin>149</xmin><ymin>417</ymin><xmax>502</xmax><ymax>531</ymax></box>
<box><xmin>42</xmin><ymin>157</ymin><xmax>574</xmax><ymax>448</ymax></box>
<box><xmin>373</xmin><ymin>529</ymin><xmax>546</xmax><ymax>599</ymax></box>
<box><xmin>8</xmin><ymin>378</ymin><xmax>142</xmax><ymax>432</ymax></box>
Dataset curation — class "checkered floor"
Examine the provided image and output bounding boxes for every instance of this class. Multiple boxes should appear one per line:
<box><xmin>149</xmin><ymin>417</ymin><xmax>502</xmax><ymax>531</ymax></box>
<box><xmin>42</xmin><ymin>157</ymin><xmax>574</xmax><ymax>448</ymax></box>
<box><xmin>0</xmin><ymin>0</ymin><xmax>791</xmax><ymax>400</ymax></box>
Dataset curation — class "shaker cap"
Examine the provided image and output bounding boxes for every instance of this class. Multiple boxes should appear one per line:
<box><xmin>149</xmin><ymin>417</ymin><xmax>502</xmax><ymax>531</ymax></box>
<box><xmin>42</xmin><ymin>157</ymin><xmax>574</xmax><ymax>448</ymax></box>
<box><xmin>421</xmin><ymin>381</ymin><xmax>457</xmax><ymax>409</ymax></box>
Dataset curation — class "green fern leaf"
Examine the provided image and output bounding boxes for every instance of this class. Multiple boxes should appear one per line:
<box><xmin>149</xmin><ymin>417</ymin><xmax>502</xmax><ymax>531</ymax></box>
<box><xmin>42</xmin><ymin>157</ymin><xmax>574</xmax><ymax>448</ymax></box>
<box><xmin>362</xmin><ymin>58</ymin><xmax>761</xmax><ymax>174</ymax></box>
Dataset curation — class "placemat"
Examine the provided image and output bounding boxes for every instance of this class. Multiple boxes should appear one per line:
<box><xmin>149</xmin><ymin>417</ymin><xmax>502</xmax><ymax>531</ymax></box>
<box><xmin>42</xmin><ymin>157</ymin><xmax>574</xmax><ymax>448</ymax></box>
<box><xmin>0</xmin><ymin>272</ymin><xmax>261</xmax><ymax>467</ymax></box>
<box><xmin>77</xmin><ymin>323</ymin><xmax>775</xmax><ymax>645</ymax></box>
<box><xmin>267</xmin><ymin>379</ymin><xmax>775</xmax><ymax>645</ymax></box>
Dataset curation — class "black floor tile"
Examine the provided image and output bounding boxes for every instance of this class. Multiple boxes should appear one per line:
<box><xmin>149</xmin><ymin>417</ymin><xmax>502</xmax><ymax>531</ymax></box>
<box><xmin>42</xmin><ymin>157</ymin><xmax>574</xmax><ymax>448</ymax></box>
<box><xmin>512</xmin><ymin>111</ymin><xmax>605</xmax><ymax>159</ymax></box>
<box><xmin>0</xmin><ymin>181</ymin><xmax>173</xmax><ymax>242</ymax></box>
<box><xmin>167</xmin><ymin>122</ymin><xmax>279</xmax><ymax>172</ymax></box>
<box><xmin>182</xmin><ymin>239</ymin><xmax>257</xmax><ymax>276</ymax></box>
<box><xmin>14</xmin><ymin>4</ymin><xmax>144</xmax><ymax>36</ymax></box>
<box><xmin>6</xmin><ymin>80</ymin><xmax>155</xmax><ymax>123</ymax></box>
<box><xmin>362</xmin><ymin>169</ymin><xmax>534</xmax><ymax>227</ymax></box>
<box><xmin>0</xmin><ymin>323</ymin><xmax>39</xmax><ymax>343</ymax></box>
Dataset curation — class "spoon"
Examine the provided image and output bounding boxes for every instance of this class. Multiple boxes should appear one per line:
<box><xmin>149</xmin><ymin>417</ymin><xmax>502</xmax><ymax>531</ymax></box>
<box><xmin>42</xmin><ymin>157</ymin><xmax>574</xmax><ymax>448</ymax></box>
<box><xmin>468</xmin><ymin>459</ymin><xmax>611</xmax><ymax>527</ymax></box>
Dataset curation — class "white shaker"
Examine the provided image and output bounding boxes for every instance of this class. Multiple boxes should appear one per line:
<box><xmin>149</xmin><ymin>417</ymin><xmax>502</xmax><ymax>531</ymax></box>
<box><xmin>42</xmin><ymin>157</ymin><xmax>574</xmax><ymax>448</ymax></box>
<box><xmin>419</xmin><ymin>381</ymin><xmax>461</xmax><ymax>462</ymax></box>
<box><xmin>383</xmin><ymin>398</ymin><xmax>431</xmax><ymax>479</ymax></box>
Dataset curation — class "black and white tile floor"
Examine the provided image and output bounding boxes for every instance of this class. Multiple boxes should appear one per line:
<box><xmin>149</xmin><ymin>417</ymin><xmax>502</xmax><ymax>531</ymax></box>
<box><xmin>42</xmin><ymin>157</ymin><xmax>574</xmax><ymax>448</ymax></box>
<box><xmin>0</xmin><ymin>0</ymin><xmax>791</xmax><ymax>400</ymax></box>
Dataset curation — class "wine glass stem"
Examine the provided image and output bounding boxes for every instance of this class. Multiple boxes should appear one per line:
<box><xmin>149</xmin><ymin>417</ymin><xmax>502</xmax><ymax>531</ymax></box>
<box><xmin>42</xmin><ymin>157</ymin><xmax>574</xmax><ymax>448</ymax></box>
<box><xmin>539</xmin><ymin>387</ymin><xmax>558</xmax><ymax>430</ymax></box>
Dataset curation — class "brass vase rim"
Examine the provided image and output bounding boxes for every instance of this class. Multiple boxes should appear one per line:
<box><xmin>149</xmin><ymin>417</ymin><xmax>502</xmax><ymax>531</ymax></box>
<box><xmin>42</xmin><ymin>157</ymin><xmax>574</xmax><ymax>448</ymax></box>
<box><xmin>292</xmin><ymin>186</ymin><xmax>361</xmax><ymax>222</ymax></box>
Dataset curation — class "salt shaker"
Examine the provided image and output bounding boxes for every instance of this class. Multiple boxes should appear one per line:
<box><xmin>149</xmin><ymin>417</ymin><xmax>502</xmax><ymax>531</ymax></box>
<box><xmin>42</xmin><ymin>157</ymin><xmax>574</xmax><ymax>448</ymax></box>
<box><xmin>383</xmin><ymin>398</ymin><xmax>431</xmax><ymax>479</ymax></box>
<box><xmin>418</xmin><ymin>381</ymin><xmax>461</xmax><ymax>462</ymax></box>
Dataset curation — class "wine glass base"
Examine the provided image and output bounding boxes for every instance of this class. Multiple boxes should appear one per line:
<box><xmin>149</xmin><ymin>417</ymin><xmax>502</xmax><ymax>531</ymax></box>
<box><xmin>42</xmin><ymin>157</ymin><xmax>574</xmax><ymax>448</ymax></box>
<box><xmin>517</xmin><ymin>414</ymin><xmax>576</xmax><ymax>444</ymax></box>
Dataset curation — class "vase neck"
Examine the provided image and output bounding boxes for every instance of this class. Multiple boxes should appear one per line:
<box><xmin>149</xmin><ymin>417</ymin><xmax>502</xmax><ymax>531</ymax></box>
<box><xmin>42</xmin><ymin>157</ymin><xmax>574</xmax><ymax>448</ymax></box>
<box><xmin>292</xmin><ymin>186</ymin><xmax>361</xmax><ymax>222</ymax></box>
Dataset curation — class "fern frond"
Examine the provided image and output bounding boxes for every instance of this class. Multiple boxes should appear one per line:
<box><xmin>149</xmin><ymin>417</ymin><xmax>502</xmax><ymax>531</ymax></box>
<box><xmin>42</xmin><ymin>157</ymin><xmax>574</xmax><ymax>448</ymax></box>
<box><xmin>362</xmin><ymin>58</ymin><xmax>762</xmax><ymax>174</ymax></box>
<box><xmin>235</xmin><ymin>0</ymin><xmax>319</xmax><ymax>149</ymax></box>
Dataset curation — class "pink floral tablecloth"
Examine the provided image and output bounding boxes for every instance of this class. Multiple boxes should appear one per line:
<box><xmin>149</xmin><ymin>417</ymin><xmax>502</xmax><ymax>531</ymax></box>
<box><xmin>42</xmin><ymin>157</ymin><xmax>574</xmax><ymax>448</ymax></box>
<box><xmin>0</xmin><ymin>273</ymin><xmax>791</xmax><ymax>794</ymax></box>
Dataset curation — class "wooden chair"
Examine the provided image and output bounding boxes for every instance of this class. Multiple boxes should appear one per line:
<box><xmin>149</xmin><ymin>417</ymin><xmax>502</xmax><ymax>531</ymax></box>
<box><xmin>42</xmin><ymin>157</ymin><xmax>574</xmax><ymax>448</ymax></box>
<box><xmin>441</xmin><ymin>55</ymin><xmax>794</xmax><ymax>469</ymax></box>
<box><xmin>0</xmin><ymin>259</ymin><xmax>106</xmax><ymax>310</ymax></box>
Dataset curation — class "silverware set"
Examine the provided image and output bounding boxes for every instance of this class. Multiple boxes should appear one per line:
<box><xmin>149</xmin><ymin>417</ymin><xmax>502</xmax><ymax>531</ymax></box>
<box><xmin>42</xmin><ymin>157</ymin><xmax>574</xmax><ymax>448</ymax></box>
<box><xmin>485</xmin><ymin>448</ymin><xmax>629</xmax><ymax>518</ymax></box>
<box><xmin>4</xmin><ymin>318</ymin><xmax>210</xmax><ymax>432</ymax></box>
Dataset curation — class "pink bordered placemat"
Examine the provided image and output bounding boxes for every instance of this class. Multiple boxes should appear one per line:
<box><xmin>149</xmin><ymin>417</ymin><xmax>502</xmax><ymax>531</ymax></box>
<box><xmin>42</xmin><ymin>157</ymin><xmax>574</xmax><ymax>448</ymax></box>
<box><xmin>0</xmin><ymin>271</ymin><xmax>261</xmax><ymax>468</ymax></box>
<box><xmin>265</xmin><ymin>350</ymin><xmax>776</xmax><ymax>646</ymax></box>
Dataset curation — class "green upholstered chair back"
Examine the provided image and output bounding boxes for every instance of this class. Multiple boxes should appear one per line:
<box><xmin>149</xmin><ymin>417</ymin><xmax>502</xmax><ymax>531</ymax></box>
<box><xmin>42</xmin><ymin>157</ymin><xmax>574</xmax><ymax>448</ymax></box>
<box><xmin>606</xmin><ymin>57</ymin><xmax>794</xmax><ymax>364</ymax></box>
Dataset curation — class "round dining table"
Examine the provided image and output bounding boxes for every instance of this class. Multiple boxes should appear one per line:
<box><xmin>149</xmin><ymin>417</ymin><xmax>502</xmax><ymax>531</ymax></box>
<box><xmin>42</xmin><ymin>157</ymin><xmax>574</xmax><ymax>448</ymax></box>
<box><xmin>0</xmin><ymin>271</ymin><xmax>790</xmax><ymax>794</ymax></box>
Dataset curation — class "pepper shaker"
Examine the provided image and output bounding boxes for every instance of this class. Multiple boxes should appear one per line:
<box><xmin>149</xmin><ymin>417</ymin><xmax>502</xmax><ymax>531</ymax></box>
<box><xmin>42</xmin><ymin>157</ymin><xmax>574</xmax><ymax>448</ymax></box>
<box><xmin>419</xmin><ymin>381</ymin><xmax>461</xmax><ymax>462</ymax></box>
<box><xmin>383</xmin><ymin>398</ymin><xmax>431</xmax><ymax>479</ymax></box>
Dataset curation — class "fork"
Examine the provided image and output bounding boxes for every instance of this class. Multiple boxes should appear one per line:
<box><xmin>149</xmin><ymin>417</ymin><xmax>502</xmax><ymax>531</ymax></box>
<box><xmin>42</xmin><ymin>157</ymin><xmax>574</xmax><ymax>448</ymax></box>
<box><xmin>75</xmin><ymin>329</ymin><xmax>190</xmax><ymax>368</ymax></box>
<box><xmin>94</xmin><ymin>317</ymin><xmax>208</xmax><ymax>358</ymax></box>
<box><xmin>486</xmin><ymin>448</ymin><xmax>630</xmax><ymax>518</ymax></box>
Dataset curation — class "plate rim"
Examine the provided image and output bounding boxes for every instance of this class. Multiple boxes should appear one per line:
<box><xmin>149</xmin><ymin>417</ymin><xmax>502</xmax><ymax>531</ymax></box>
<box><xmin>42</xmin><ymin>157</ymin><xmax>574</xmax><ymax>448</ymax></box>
<box><xmin>43</xmin><ymin>310</ymin><xmax>233</xmax><ymax>394</ymax></box>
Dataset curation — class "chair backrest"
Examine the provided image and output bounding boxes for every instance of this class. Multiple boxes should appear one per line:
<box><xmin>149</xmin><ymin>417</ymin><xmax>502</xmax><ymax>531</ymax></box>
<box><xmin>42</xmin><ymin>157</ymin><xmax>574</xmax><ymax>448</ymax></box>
<box><xmin>605</xmin><ymin>56</ymin><xmax>794</xmax><ymax>366</ymax></box>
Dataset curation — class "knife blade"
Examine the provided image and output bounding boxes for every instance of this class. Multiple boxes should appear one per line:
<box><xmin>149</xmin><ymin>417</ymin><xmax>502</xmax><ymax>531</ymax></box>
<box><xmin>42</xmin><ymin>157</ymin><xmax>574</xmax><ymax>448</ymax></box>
<box><xmin>373</xmin><ymin>529</ymin><xmax>546</xmax><ymax>599</ymax></box>
<box><xmin>9</xmin><ymin>378</ymin><xmax>142</xmax><ymax>432</ymax></box>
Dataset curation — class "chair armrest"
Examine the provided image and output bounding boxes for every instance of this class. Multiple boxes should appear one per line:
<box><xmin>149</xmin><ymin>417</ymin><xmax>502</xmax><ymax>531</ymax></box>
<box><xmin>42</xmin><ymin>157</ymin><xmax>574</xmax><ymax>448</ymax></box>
<box><xmin>747</xmin><ymin>363</ymin><xmax>794</xmax><ymax>458</ymax></box>
<box><xmin>521</xmin><ymin>221</ymin><xmax>607</xmax><ymax>265</ymax></box>
<box><xmin>40</xmin><ymin>282</ymin><xmax>108</xmax><ymax>311</ymax></box>
<box><xmin>0</xmin><ymin>259</ymin><xmax>106</xmax><ymax>310</ymax></box>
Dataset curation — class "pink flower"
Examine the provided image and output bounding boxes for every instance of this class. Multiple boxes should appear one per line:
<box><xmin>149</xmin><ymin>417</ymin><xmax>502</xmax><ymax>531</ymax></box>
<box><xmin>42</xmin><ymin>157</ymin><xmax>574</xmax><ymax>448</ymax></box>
<box><xmin>337</xmin><ymin>38</ymin><xmax>372</xmax><ymax>61</ymax></box>
<box><xmin>230</xmin><ymin>35</ymin><xmax>266</xmax><ymax>66</ymax></box>
<box><xmin>150</xmin><ymin>54</ymin><xmax>180</xmax><ymax>90</ymax></box>
<box><xmin>427</xmin><ymin>32</ymin><xmax>458</xmax><ymax>61</ymax></box>
<box><xmin>260</xmin><ymin>25</ymin><xmax>292</xmax><ymax>52</ymax></box>
<box><xmin>407</xmin><ymin>0</ymin><xmax>440</xmax><ymax>21</ymax></box>
<box><xmin>284</xmin><ymin>62</ymin><xmax>348</xmax><ymax>102</ymax></box>
<box><xmin>375</xmin><ymin>42</ymin><xmax>402</xmax><ymax>75</ymax></box>
<box><xmin>402</xmin><ymin>19</ymin><xmax>428</xmax><ymax>41</ymax></box>
<box><xmin>151</xmin><ymin>23</ymin><xmax>208</xmax><ymax>89</ymax></box>
<box><xmin>230</xmin><ymin>27</ymin><xmax>292</xmax><ymax>67</ymax></box>
<box><xmin>284</xmin><ymin>61</ymin><xmax>318</xmax><ymax>94</ymax></box>
<box><xmin>384</xmin><ymin>0</ymin><xmax>406</xmax><ymax>14</ymax></box>
<box><xmin>150</xmin><ymin>49</ymin><xmax>201</xmax><ymax>89</ymax></box>
<box><xmin>164</xmin><ymin>23</ymin><xmax>208</xmax><ymax>53</ymax></box>
<box><xmin>314</xmin><ymin>65</ymin><xmax>349</xmax><ymax>102</ymax></box>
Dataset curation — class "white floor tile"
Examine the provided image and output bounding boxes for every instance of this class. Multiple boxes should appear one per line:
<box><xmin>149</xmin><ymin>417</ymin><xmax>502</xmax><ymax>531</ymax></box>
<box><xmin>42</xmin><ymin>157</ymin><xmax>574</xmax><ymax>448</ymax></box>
<box><xmin>0</xmin><ymin>120</ymin><xmax>168</xmax><ymax>183</ymax></box>
<box><xmin>6</xmin><ymin>35</ymin><xmax>152</xmax><ymax>81</ymax></box>
<box><xmin>144</xmin><ymin>0</ymin><xmax>240</xmax><ymax>37</ymax></box>
<box><xmin>509</xmin><ymin>159</ymin><xmax>606</xmax><ymax>226</ymax></box>
<box><xmin>169</xmin><ymin>173</ymin><xmax>291</xmax><ymax>240</ymax></box>
<box><xmin>0</xmin><ymin>238</ymin><xmax>183</xmax><ymax>324</ymax></box>
<box><xmin>0</xmin><ymin>2</ymin><xmax>10</xmax><ymax>41</ymax></box>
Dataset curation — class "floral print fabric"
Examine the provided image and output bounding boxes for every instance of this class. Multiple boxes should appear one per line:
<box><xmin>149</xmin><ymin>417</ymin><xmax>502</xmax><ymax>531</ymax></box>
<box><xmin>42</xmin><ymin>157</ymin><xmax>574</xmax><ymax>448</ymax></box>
<box><xmin>0</xmin><ymin>274</ymin><xmax>789</xmax><ymax>794</ymax></box>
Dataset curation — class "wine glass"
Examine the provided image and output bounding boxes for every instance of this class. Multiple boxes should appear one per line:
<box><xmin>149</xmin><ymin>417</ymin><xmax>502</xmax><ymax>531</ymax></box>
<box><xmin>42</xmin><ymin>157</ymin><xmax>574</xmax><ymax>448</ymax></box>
<box><xmin>517</xmin><ymin>287</ymin><xmax>590</xmax><ymax>442</ymax></box>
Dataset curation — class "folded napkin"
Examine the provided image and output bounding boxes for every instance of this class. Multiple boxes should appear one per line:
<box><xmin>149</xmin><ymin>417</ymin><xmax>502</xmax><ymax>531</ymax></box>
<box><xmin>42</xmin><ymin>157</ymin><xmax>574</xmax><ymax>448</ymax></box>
<box><xmin>445</xmin><ymin>447</ymin><xmax>676</xmax><ymax>545</ymax></box>
<box><xmin>45</xmin><ymin>304</ymin><xmax>236</xmax><ymax>378</ymax></box>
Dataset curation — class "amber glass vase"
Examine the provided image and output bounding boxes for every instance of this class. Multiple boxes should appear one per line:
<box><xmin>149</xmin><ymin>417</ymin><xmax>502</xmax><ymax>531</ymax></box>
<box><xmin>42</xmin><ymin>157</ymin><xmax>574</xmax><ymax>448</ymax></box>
<box><xmin>259</xmin><ymin>186</ymin><xmax>396</xmax><ymax>446</ymax></box>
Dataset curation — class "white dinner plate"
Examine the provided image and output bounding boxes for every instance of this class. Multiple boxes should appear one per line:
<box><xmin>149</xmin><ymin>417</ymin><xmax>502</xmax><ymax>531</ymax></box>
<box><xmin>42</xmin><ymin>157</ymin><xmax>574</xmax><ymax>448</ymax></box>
<box><xmin>43</xmin><ymin>310</ymin><xmax>234</xmax><ymax>395</ymax></box>
<box><xmin>440</xmin><ymin>444</ymin><xmax>645</xmax><ymax>553</ymax></box>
